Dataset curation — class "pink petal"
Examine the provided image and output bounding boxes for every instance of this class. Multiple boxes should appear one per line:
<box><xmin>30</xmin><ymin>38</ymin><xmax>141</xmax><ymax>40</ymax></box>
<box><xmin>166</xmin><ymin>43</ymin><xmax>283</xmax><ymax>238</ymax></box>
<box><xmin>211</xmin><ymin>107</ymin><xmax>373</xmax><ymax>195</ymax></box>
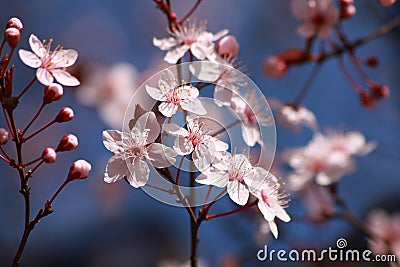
<box><xmin>102</xmin><ymin>130</ymin><xmax>123</xmax><ymax>154</ymax></box>
<box><xmin>18</xmin><ymin>49</ymin><xmax>41</xmax><ymax>68</ymax></box>
<box><xmin>291</xmin><ymin>0</ymin><xmax>312</xmax><ymax>20</ymax></box>
<box><xmin>134</xmin><ymin>111</ymin><xmax>160</xmax><ymax>144</ymax></box>
<box><xmin>52</xmin><ymin>69</ymin><xmax>80</xmax><ymax>86</ymax></box>
<box><xmin>297</xmin><ymin>22</ymin><xmax>316</xmax><ymax>38</ymax></box>
<box><xmin>158</xmin><ymin>102</ymin><xmax>178</xmax><ymax>117</ymax></box>
<box><xmin>51</xmin><ymin>49</ymin><xmax>78</xmax><ymax>68</ymax></box>
<box><xmin>227</xmin><ymin>180</ymin><xmax>249</xmax><ymax>206</ymax></box>
<box><xmin>36</xmin><ymin>68</ymin><xmax>54</xmax><ymax>85</ymax></box>
<box><xmin>164</xmin><ymin>45</ymin><xmax>189</xmax><ymax>64</ymax></box>
<box><xmin>29</xmin><ymin>34</ymin><xmax>46</xmax><ymax>58</ymax></box>
<box><xmin>146</xmin><ymin>143</ymin><xmax>177</xmax><ymax>168</ymax></box>
<box><xmin>181</xmin><ymin>99</ymin><xmax>207</xmax><ymax>115</ymax></box>
<box><xmin>174</xmin><ymin>135</ymin><xmax>194</xmax><ymax>155</ymax></box>
<box><xmin>104</xmin><ymin>155</ymin><xmax>128</xmax><ymax>183</ymax></box>
<box><xmin>127</xmin><ymin>159</ymin><xmax>150</xmax><ymax>188</ymax></box>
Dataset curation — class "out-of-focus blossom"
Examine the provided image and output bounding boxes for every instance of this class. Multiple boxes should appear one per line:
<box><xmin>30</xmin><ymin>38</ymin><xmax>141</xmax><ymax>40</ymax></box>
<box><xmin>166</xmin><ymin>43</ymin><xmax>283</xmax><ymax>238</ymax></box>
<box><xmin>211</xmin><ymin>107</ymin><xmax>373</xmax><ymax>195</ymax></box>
<box><xmin>366</xmin><ymin>210</ymin><xmax>400</xmax><ymax>262</ymax></box>
<box><xmin>231</xmin><ymin>89</ymin><xmax>272</xmax><ymax>147</ymax></box>
<box><xmin>19</xmin><ymin>34</ymin><xmax>80</xmax><ymax>86</ymax></box>
<box><xmin>291</xmin><ymin>0</ymin><xmax>339</xmax><ymax>39</ymax></box>
<box><xmin>252</xmin><ymin>171</ymin><xmax>291</xmax><ymax>238</ymax></box>
<box><xmin>378</xmin><ymin>0</ymin><xmax>397</xmax><ymax>6</ymax></box>
<box><xmin>76</xmin><ymin>62</ymin><xmax>139</xmax><ymax>128</ymax></box>
<box><xmin>103</xmin><ymin>111</ymin><xmax>177</xmax><ymax>188</ymax></box>
<box><xmin>146</xmin><ymin>70</ymin><xmax>206</xmax><ymax>117</ymax></box>
<box><xmin>270</xmin><ymin>100</ymin><xmax>318</xmax><ymax>132</ymax></box>
<box><xmin>216</xmin><ymin>35</ymin><xmax>239</xmax><ymax>58</ymax></box>
<box><xmin>300</xmin><ymin>184</ymin><xmax>334</xmax><ymax>222</ymax></box>
<box><xmin>262</xmin><ymin>56</ymin><xmax>287</xmax><ymax>79</ymax></box>
<box><xmin>164</xmin><ymin>116</ymin><xmax>228</xmax><ymax>170</ymax></box>
<box><xmin>284</xmin><ymin>130</ymin><xmax>375</xmax><ymax>190</ymax></box>
<box><xmin>153</xmin><ymin>20</ymin><xmax>228</xmax><ymax>64</ymax></box>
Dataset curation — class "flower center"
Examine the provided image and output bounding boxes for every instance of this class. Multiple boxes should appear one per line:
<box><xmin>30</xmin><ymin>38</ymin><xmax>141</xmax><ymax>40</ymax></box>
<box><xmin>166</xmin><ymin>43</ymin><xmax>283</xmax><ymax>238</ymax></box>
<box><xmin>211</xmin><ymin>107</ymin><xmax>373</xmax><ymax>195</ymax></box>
<box><xmin>187</xmin><ymin>131</ymin><xmax>203</xmax><ymax>146</ymax></box>
<box><xmin>228</xmin><ymin>168</ymin><xmax>245</xmax><ymax>182</ymax></box>
<box><xmin>312</xmin><ymin>12</ymin><xmax>326</xmax><ymax>27</ymax></box>
<box><xmin>182</xmin><ymin>37</ymin><xmax>197</xmax><ymax>45</ymax></box>
<box><xmin>311</xmin><ymin>159</ymin><xmax>326</xmax><ymax>173</ymax></box>
<box><xmin>166</xmin><ymin>89</ymin><xmax>182</xmax><ymax>105</ymax></box>
<box><xmin>128</xmin><ymin>144</ymin><xmax>145</xmax><ymax>159</ymax></box>
<box><xmin>261</xmin><ymin>189</ymin><xmax>270</xmax><ymax>206</ymax></box>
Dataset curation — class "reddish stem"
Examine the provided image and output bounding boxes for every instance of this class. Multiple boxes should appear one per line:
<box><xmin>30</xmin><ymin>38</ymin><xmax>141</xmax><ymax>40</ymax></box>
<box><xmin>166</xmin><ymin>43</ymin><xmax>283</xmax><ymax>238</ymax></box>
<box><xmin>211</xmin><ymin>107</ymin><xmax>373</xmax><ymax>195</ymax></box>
<box><xmin>17</xmin><ymin>77</ymin><xmax>37</xmax><ymax>100</ymax></box>
<box><xmin>206</xmin><ymin>200</ymin><xmax>258</xmax><ymax>220</ymax></box>
<box><xmin>22</xmin><ymin>102</ymin><xmax>46</xmax><ymax>135</ymax></box>
<box><xmin>179</xmin><ymin>0</ymin><xmax>202</xmax><ymax>24</ymax></box>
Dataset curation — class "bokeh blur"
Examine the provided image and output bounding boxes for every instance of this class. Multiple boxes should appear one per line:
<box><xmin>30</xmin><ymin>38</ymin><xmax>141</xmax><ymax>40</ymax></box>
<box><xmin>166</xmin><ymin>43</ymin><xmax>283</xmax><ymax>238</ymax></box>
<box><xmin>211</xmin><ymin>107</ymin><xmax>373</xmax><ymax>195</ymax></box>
<box><xmin>0</xmin><ymin>0</ymin><xmax>399</xmax><ymax>266</ymax></box>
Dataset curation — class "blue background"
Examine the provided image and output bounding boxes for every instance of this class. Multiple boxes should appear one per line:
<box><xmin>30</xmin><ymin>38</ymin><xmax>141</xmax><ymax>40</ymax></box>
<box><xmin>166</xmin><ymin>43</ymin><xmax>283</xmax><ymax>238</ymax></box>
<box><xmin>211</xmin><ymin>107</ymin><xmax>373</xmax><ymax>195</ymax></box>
<box><xmin>0</xmin><ymin>0</ymin><xmax>399</xmax><ymax>266</ymax></box>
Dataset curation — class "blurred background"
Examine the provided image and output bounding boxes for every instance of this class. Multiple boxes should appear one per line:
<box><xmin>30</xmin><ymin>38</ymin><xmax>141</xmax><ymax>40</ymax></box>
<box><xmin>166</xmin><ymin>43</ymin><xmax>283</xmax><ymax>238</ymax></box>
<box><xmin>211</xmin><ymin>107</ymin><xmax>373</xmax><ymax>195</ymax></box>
<box><xmin>0</xmin><ymin>0</ymin><xmax>399</xmax><ymax>266</ymax></box>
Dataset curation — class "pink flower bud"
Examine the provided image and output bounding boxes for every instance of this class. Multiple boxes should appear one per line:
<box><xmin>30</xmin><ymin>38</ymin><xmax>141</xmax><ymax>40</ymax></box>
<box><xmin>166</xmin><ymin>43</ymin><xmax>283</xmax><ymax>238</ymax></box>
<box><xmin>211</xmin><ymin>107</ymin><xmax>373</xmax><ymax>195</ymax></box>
<box><xmin>55</xmin><ymin>107</ymin><xmax>74</xmax><ymax>123</ymax></box>
<box><xmin>366</xmin><ymin>57</ymin><xmax>379</xmax><ymax>67</ymax></box>
<box><xmin>68</xmin><ymin>159</ymin><xmax>91</xmax><ymax>180</ymax></box>
<box><xmin>378</xmin><ymin>0</ymin><xmax>397</xmax><ymax>6</ymax></box>
<box><xmin>341</xmin><ymin>4</ymin><xmax>356</xmax><ymax>18</ymax></box>
<box><xmin>216</xmin><ymin>35</ymin><xmax>239</xmax><ymax>58</ymax></box>
<box><xmin>6</xmin><ymin>17</ymin><xmax>23</xmax><ymax>32</ymax></box>
<box><xmin>341</xmin><ymin>0</ymin><xmax>354</xmax><ymax>5</ymax></box>
<box><xmin>5</xmin><ymin>27</ymin><xmax>20</xmax><ymax>48</ymax></box>
<box><xmin>0</xmin><ymin>128</ymin><xmax>9</xmax><ymax>145</ymax></box>
<box><xmin>42</xmin><ymin>147</ymin><xmax>57</xmax><ymax>163</ymax></box>
<box><xmin>44</xmin><ymin>83</ymin><xmax>63</xmax><ymax>104</ymax></box>
<box><xmin>57</xmin><ymin>134</ymin><xmax>78</xmax><ymax>152</ymax></box>
<box><xmin>263</xmin><ymin>56</ymin><xmax>287</xmax><ymax>79</ymax></box>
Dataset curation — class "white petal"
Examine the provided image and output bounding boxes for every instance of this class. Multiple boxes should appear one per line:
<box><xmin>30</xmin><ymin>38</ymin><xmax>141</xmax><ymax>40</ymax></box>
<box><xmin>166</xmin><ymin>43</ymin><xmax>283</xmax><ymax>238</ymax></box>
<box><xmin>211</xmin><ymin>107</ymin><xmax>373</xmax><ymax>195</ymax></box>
<box><xmin>227</xmin><ymin>180</ymin><xmax>249</xmax><ymax>206</ymax></box>
<box><xmin>181</xmin><ymin>99</ymin><xmax>207</xmax><ymax>115</ymax></box>
<box><xmin>241</xmin><ymin>124</ymin><xmax>261</xmax><ymax>147</ymax></box>
<box><xmin>146</xmin><ymin>143</ymin><xmax>177</xmax><ymax>168</ymax></box>
<box><xmin>164</xmin><ymin>45</ymin><xmax>189</xmax><ymax>64</ymax></box>
<box><xmin>18</xmin><ymin>49</ymin><xmax>41</xmax><ymax>68</ymax></box>
<box><xmin>102</xmin><ymin>130</ymin><xmax>123</xmax><ymax>153</ymax></box>
<box><xmin>287</xmin><ymin>170</ymin><xmax>314</xmax><ymax>191</ymax></box>
<box><xmin>163</xmin><ymin>123</ymin><xmax>188</xmax><ymax>136</ymax></box>
<box><xmin>269</xmin><ymin>220</ymin><xmax>279</xmax><ymax>239</ymax></box>
<box><xmin>174</xmin><ymin>135</ymin><xmax>194</xmax><ymax>155</ymax></box>
<box><xmin>127</xmin><ymin>159</ymin><xmax>150</xmax><ymax>188</ymax></box>
<box><xmin>274</xmin><ymin>204</ymin><xmax>291</xmax><ymax>222</ymax></box>
<box><xmin>193</xmin><ymin>143</ymin><xmax>213</xmax><ymax>170</ymax></box>
<box><xmin>51</xmin><ymin>49</ymin><xmax>78</xmax><ymax>68</ymax></box>
<box><xmin>214</xmin><ymin>85</ymin><xmax>233</xmax><ymax>107</ymax></box>
<box><xmin>207</xmin><ymin>136</ymin><xmax>229</xmax><ymax>152</ymax></box>
<box><xmin>104</xmin><ymin>155</ymin><xmax>128</xmax><ymax>183</ymax></box>
<box><xmin>212</xmin><ymin>29</ymin><xmax>229</xmax><ymax>41</ymax></box>
<box><xmin>135</xmin><ymin>111</ymin><xmax>160</xmax><ymax>144</ymax></box>
<box><xmin>153</xmin><ymin>37</ymin><xmax>177</xmax><ymax>50</ymax></box>
<box><xmin>189</xmin><ymin>62</ymin><xmax>220</xmax><ymax>82</ymax></box>
<box><xmin>196</xmin><ymin>170</ymin><xmax>228</xmax><ymax>187</ymax></box>
<box><xmin>36</xmin><ymin>68</ymin><xmax>53</xmax><ymax>85</ymax></box>
<box><xmin>158</xmin><ymin>102</ymin><xmax>178</xmax><ymax>117</ymax></box>
<box><xmin>29</xmin><ymin>34</ymin><xmax>46</xmax><ymax>58</ymax></box>
<box><xmin>258</xmin><ymin>201</ymin><xmax>275</xmax><ymax>221</ymax></box>
<box><xmin>190</xmin><ymin>41</ymin><xmax>214</xmax><ymax>60</ymax></box>
<box><xmin>145</xmin><ymin>85</ymin><xmax>165</xmax><ymax>101</ymax></box>
<box><xmin>180</xmin><ymin>85</ymin><xmax>199</xmax><ymax>100</ymax></box>
<box><xmin>52</xmin><ymin>69</ymin><xmax>80</xmax><ymax>86</ymax></box>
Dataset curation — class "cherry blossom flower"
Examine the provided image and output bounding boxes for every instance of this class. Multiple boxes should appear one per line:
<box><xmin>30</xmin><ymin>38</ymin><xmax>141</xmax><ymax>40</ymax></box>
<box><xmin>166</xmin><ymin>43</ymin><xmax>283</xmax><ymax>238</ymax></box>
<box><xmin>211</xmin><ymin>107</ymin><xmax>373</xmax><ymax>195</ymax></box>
<box><xmin>76</xmin><ymin>62</ymin><xmax>140</xmax><ymax>128</ymax></box>
<box><xmin>164</xmin><ymin>116</ymin><xmax>229</xmax><ymax>170</ymax></box>
<box><xmin>366</xmin><ymin>209</ymin><xmax>400</xmax><ymax>263</ymax></box>
<box><xmin>270</xmin><ymin>100</ymin><xmax>318</xmax><ymax>131</ymax></box>
<box><xmin>103</xmin><ymin>111</ymin><xmax>177</xmax><ymax>188</ymax></box>
<box><xmin>251</xmin><ymin>170</ymin><xmax>291</xmax><ymax>238</ymax></box>
<box><xmin>189</xmin><ymin>59</ymin><xmax>243</xmax><ymax>107</ymax></box>
<box><xmin>197</xmin><ymin>152</ymin><xmax>263</xmax><ymax>206</ymax></box>
<box><xmin>146</xmin><ymin>70</ymin><xmax>206</xmax><ymax>117</ymax></box>
<box><xmin>378</xmin><ymin>0</ymin><xmax>397</xmax><ymax>7</ymax></box>
<box><xmin>291</xmin><ymin>0</ymin><xmax>339</xmax><ymax>39</ymax></box>
<box><xmin>19</xmin><ymin>34</ymin><xmax>80</xmax><ymax>86</ymax></box>
<box><xmin>284</xmin><ymin>130</ymin><xmax>375</xmax><ymax>190</ymax></box>
<box><xmin>153</xmin><ymin>20</ymin><xmax>228</xmax><ymax>64</ymax></box>
<box><xmin>231</xmin><ymin>89</ymin><xmax>272</xmax><ymax>147</ymax></box>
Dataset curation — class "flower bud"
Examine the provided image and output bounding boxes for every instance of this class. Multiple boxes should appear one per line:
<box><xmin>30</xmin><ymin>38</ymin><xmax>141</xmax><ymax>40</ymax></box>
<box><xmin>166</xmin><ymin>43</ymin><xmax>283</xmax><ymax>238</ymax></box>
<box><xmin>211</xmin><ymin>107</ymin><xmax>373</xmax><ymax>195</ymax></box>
<box><xmin>5</xmin><ymin>27</ymin><xmax>20</xmax><ymax>48</ymax></box>
<box><xmin>44</xmin><ymin>83</ymin><xmax>63</xmax><ymax>104</ymax></box>
<box><xmin>42</xmin><ymin>147</ymin><xmax>57</xmax><ymax>163</ymax></box>
<box><xmin>57</xmin><ymin>134</ymin><xmax>78</xmax><ymax>152</ymax></box>
<box><xmin>263</xmin><ymin>56</ymin><xmax>287</xmax><ymax>78</ymax></box>
<box><xmin>0</xmin><ymin>128</ymin><xmax>9</xmax><ymax>145</ymax></box>
<box><xmin>55</xmin><ymin>107</ymin><xmax>74</xmax><ymax>123</ymax></box>
<box><xmin>216</xmin><ymin>35</ymin><xmax>240</xmax><ymax>58</ymax></box>
<box><xmin>372</xmin><ymin>84</ymin><xmax>390</xmax><ymax>98</ymax></box>
<box><xmin>6</xmin><ymin>17</ymin><xmax>23</xmax><ymax>32</ymax></box>
<box><xmin>366</xmin><ymin>57</ymin><xmax>379</xmax><ymax>67</ymax></box>
<box><xmin>378</xmin><ymin>0</ymin><xmax>396</xmax><ymax>6</ymax></box>
<box><xmin>360</xmin><ymin>92</ymin><xmax>377</xmax><ymax>108</ymax></box>
<box><xmin>68</xmin><ymin>159</ymin><xmax>91</xmax><ymax>180</ymax></box>
<box><xmin>168</xmin><ymin>12</ymin><xmax>177</xmax><ymax>22</ymax></box>
<box><xmin>341</xmin><ymin>4</ymin><xmax>356</xmax><ymax>19</ymax></box>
